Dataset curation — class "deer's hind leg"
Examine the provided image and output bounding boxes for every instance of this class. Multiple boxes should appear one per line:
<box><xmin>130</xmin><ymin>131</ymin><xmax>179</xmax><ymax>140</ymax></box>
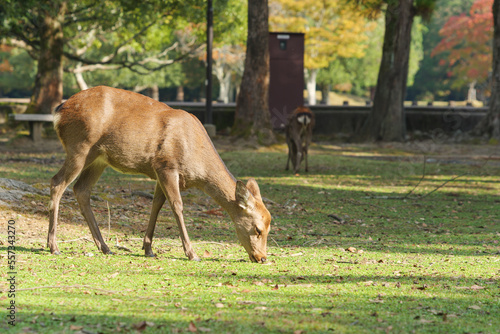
<box><xmin>73</xmin><ymin>159</ymin><xmax>110</xmax><ymax>254</ymax></box>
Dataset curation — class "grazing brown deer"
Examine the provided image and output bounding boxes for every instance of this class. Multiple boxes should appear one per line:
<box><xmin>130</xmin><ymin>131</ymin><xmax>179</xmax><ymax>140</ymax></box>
<box><xmin>48</xmin><ymin>86</ymin><xmax>271</xmax><ymax>263</ymax></box>
<box><xmin>285</xmin><ymin>106</ymin><xmax>315</xmax><ymax>174</ymax></box>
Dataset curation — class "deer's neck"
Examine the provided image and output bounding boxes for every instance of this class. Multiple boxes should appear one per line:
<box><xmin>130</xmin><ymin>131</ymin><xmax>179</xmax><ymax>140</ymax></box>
<box><xmin>201</xmin><ymin>166</ymin><xmax>238</xmax><ymax>216</ymax></box>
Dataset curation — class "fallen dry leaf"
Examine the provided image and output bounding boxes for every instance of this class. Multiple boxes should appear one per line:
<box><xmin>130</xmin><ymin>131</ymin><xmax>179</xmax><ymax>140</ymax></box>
<box><xmin>418</xmin><ymin>318</ymin><xmax>433</xmax><ymax>324</ymax></box>
<box><xmin>188</xmin><ymin>321</ymin><xmax>198</xmax><ymax>332</ymax></box>
<box><xmin>69</xmin><ymin>325</ymin><xmax>83</xmax><ymax>331</ymax></box>
<box><xmin>369</xmin><ymin>298</ymin><xmax>384</xmax><ymax>303</ymax></box>
<box><xmin>346</xmin><ymin>247</ymin><xmax>357</xmax><ymax>253</ymax></box>
<box><xmin>468</xmin><ymin>305</ymin><xmax>481</xmax><ymax>310</ymax></box>
<box><xmin>456</xmin><ymin>285</ymin><xmax>484</xmax><ymax>290</ymax></box>
<box><xmin>132</xmin><ymin>321</ymin><xmax>148</xmax><ymax>331</ymax></box>
<box><xmin>290</xmin><ymin>252</ymin><xmax>304</xmax><ymax>257</ymax></box>
<box><xmin>203</xmin><ymin>250</ymin><xmax>212</xmax><ymax>258</ymax></box>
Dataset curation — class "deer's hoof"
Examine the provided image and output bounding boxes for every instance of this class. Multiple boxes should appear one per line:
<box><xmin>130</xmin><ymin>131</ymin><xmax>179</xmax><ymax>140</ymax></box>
<box><xmin>145</xmin><ymin>253</ymin><xmax>156</xmax><ymax>258</ymax></box>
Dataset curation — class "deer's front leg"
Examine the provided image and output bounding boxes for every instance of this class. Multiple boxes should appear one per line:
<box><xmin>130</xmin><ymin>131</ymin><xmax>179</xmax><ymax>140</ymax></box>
<box><xmin>285</xmin><ymin>138</ymin><xmax>292</xmax><ymax>171</ymax></box>
<box><xmin>157</xmin><ymin>170</ymin><xmax>200</xmax><ymax>261</ymax></box>
<box><xmin>48</xmin><ymin>157</ymin><xmax>89</xmax><ymax>255</ymax></box>
<box><xmin>143</xmin><ymin>182</ymin><xmax>166</xmax><ymax>257</ymax></box>
<box><xmin>293</xmin><ymin>139</ymin><xmax>302</xmax><ymax>174</ymax></box>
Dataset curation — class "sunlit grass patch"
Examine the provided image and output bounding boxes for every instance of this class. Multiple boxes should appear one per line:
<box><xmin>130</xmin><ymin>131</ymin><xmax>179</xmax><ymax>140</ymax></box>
<box><xmin>0</xmin><ymin>141</ymin><xmax>499</xmax><ymax>333</ymax></box>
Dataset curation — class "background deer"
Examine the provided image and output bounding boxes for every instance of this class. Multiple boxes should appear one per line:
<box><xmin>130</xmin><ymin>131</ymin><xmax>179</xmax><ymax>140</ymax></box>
<box><xmin>48</xmin><ymin>86</ymin><xmax>271</xmax><ymax>263</ymax></box>
<box><xmin>285</xmin><ymin>106</ymin><xmax>315</xmax><ymax>174</ymax></box>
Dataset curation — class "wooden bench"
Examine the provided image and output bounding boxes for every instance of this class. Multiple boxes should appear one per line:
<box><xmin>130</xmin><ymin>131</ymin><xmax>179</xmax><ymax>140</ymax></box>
<box><xmin>11</xmin><ymin>114</ymin><xmax>54</xmax><ymax>143</ymax></box>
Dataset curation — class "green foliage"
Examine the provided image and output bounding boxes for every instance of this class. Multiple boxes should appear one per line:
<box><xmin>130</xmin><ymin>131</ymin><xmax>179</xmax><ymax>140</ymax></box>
<box><xmin>316</xmin><ymin>14</ymin><xmax>423</xmax><ymax>96</ymax></box>
<box><xmin>409</xmin><ymin>0</ymin><xmax>478</xmax><ymax>101</ymax></box>
<box><xmin>0</xmin><ymin>47</ymin><xmax>36</xmax><ymax>96</ymax></box>
<box><xmin>270</xmin><ymin>0</ymin><xmax>375</xmax><ymax>70</ymax></box>
<box><xmin>0</xmin><ymin>0</ymin><xmax>217</xmax><ymax>95</ymax></box>
<box><xmin>431</xmin><ymin>0</ymin><xmax>493</xmax><ymax>90</ymax></box>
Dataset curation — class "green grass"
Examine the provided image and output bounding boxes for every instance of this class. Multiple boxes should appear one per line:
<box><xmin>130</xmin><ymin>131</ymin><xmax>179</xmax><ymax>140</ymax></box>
<box><xmin>0</xmin><ymin>141</ymin><xmax>499</xmax><ymax>333</ymax></box>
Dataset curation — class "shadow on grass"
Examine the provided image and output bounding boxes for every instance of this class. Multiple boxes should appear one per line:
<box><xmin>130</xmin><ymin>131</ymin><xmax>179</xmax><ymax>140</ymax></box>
<box><xmin>4</xmin><ymin>275</ymin><xmax>498</xmax><ymax>334</ymax></box>
<box><xmin>3</xmin><ymin>183</ymin><xmax>498</xmax><ymax>259</ymax></box>
<box><xmin>2</xmin><ymin>149</ymin><xmax>498</xmax><ymax>261</ymax></box>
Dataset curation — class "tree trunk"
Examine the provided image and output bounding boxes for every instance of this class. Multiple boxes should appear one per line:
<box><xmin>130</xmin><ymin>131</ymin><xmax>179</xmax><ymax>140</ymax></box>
<box><xmin>151</xmin><ymin>85</ymin><xmax>159</xmax><ymax>101</ymax></box>
<box><xmin>26</xmin><ymin>2</ymin><xmax>66</xmax><ymax>114</ymax></box>
<box><xmin>358</xmin><ymin>0</ymin><xmax>414</xmax><ymax>142</ymax></box>
<box><xmin>74</xmin><ymin>63</ymin><xmax>89</xmax><ymax>91</ymax></box>
<box><xmin>306</xmin><ymin>69</ymin><xmax>318</xmax><ymax>105</ymax></box>
<box><xmin>234</xmin><ymin>0</ymin><xmax>274</xmax><ymax>142</ymax></box>
<box><xmin>321</xmin><ymin>84</ymin><xmax>330</xmax><ymax>105</ymax></box>
<box><xmin>474</xmin><ymin>0</ymin><xmax>500</xmax><ymax>139</ymax></box>
<box><xmin>215</xmin><ymin>64</ymin><xmax>231</xmax><ymax>103</ymax></box>
<box><xmin>176</xmin><ymin>86</ymin><xmax>184</xmax><ymax>101</ymax></box>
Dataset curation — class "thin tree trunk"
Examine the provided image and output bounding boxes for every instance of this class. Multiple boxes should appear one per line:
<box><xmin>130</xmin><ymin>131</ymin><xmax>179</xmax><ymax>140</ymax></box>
<box><xmin>474</xmin><ymin>0</ymin><xmax>500</xmax><ymax>139</ymax></box>
<box><xmin>234</xmin><ymin>0</ymin><xmax>274</xmax><ymax>142</ymax></box>
<box><xmin>215</xmin><ymin>64</ymin><xmax>231</xmax><ymax>103</ymax></box>
<box><xmin>358</xmin><ymin>0</ymin><xmax>414</xmax><ymax>142</ymax></box>
<box><xmin>321</xmin><ymin>84</ymin><xmax>330</xmax><ymax>105</ymax></box>
<box><xmin>74</xmin><ymin>63</ymin><xmax>89</xmax><ymax>91</ymax></box>
<box><xmin>306</xmin><ymin>69</ymin><xmax>318</xmax><ymax>105</ymax></box>
<box><xmin>176</xmin><ymin>86</ymin><xmax>184</xmax><ymax>101</ymax></box>
<box><xmin>26</xmin><ymin>2</ymin><xmax>66</xmax><ymax>114</ymax></box>
<box><xmin>151</xmin><ymin>85</ymin><xmax>159</xmax><ymax>101</ymax></box>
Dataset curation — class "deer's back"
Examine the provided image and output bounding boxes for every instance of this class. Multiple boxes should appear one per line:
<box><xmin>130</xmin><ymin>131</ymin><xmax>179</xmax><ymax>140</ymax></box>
<box><xmin>54</xmin><ymin>86</ymin><xmax>224</xmax><ymax>183</ymax></box>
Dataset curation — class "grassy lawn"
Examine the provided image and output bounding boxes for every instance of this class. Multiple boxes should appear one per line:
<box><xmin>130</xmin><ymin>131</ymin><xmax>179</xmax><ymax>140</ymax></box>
<box><xmin>0</xmin><ymin>139</ymin><xmax>499</xmax><ymax>333</ymax></box>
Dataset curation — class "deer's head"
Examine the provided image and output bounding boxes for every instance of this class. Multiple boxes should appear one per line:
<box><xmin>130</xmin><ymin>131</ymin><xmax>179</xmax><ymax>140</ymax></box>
<box><xmin>233</xmin><ymin>179</ymin><xmax>271</xmax><ymax>263</ymax></box>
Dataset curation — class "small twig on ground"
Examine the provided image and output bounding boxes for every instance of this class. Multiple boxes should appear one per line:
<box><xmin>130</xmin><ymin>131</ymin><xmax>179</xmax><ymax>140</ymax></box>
<box><xmin>419</xmin><ymin>172</ymin><xmax>468</xmax><ymax>199</ymax></box>
<box><xmin>403</xmin><ymin>155</ymin><xmax>427</xmax><ymax>199</ymax></box>
<box><xmin>370</xmin><ymin>154</ymin><xmax>492</xmax><ymax>200</ymax></box>
<box><xmin>271</xmin><ymin>237</ymin><xmax>280</xmax><ymax>248</ymax></box>
<box><xmin>418</xmin><ymin>154</ymin><xmax>492</xmax><ymax>199</ymax></box>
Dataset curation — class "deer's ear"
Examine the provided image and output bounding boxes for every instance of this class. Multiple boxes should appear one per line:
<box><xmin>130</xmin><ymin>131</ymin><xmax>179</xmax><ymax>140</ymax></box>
<box><xmin>235</xmin><ymin>180</ymin><xmax>255</xmax><ymax>210</ymax></box>
<box><xmin>246</xmin><ymin>178</ymin><xmax>262</xmax><ymax>202</ymax></box>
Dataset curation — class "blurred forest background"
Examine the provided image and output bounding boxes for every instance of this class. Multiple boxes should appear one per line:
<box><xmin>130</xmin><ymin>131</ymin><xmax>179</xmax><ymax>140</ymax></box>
<box><xmin>0</xmin><ymin>0</ymin><xmax>492</xmax><ymax>105</ymax></box>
